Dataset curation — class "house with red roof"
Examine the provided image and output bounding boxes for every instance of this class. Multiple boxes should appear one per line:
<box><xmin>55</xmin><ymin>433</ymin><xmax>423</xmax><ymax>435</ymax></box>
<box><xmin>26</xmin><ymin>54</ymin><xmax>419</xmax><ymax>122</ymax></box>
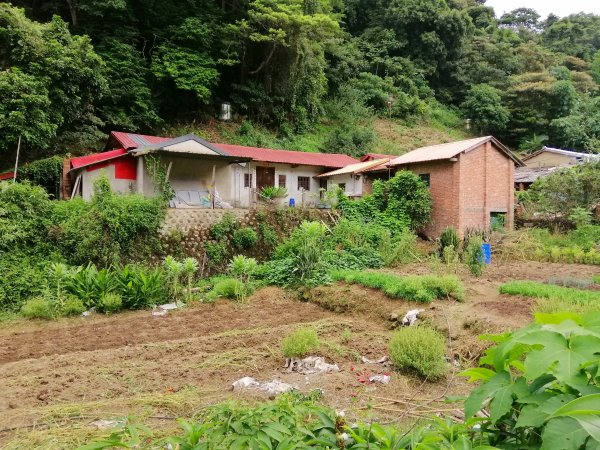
<box><xmin>65</xmin><ymin>132</ymin><xmax>358</xmax><ymax>207</ymax></box>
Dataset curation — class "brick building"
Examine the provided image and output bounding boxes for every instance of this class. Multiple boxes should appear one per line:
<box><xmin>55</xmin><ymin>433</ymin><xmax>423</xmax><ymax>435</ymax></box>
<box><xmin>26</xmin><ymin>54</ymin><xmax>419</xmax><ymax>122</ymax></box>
<box><xmin>383</xmin><ymin>136</ymin><xmax>523</xmax><ymax>237</ymax></box>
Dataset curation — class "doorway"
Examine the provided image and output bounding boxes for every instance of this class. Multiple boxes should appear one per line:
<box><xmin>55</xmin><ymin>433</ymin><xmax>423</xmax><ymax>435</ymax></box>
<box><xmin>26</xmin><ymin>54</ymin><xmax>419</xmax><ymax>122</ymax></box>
<box><xmin>256</xmin><ymin>166</ymin><xmax>275</xmax><ymax>190</ymax></box>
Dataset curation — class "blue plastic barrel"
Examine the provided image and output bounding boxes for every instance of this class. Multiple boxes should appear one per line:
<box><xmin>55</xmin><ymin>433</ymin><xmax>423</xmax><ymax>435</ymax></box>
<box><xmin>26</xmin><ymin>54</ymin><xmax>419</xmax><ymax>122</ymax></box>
<box><xmin>289</xmin><ymin>198</ymin><xmax>296</xmax><ymax>207</ymax></box>
<box><xmin>481</xmin><ymin>243</ymin><xmax>492</xmax><ymax>265</ymax></box>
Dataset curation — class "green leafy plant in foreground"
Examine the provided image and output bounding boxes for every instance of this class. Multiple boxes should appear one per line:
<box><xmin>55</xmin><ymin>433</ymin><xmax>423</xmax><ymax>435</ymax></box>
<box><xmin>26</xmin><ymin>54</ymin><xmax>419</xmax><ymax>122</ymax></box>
<box><xmin>461</xmin><ymin>312</ymin><xmax>600</xmax><ymax>449</ymax></box>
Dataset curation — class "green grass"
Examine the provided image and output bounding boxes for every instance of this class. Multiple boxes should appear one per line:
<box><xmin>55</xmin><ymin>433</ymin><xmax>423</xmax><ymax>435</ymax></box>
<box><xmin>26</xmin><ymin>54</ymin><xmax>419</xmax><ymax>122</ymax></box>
<box><xmin>281</xmin><ymin>327</ymin><xmax>321</xmax><ymax>358</ymax></box>
<box><xmin>594</xmin><ymin>275</ymin><xmax>600</xmax><ymax>285</ymax></box>
<box><xmin>389</xmin><ymin>326</ymin><xmax>447</xmax><ymax>380</ymax></box>
<box><xmin>331</xmin><ymin>270</ymin><xmax>465</xmax><ymax>302</ymax></box>
<box><xmin>500</xmin><ymin>280</ymin><xmax>600</xmax><ymax>314</ymax></box>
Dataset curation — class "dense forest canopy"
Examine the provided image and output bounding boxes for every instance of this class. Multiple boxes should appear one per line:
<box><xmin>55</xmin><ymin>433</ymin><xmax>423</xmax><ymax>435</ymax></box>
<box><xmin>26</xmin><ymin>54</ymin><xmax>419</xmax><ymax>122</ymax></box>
<box><xmin>1</xmin><ymin>0</ymin><xmax>600</xmax><ymax>165</ymax></box>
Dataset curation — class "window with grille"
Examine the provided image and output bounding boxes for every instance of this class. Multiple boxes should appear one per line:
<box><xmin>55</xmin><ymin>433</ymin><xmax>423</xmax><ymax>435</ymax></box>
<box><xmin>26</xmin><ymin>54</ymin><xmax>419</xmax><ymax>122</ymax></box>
<box><xmin>244</xmin><ymin>173</ymin><xmax>252</xmax><ymax>188</ymax></box>
<box><xmin>418</xmin><ymin>173</ymin><xmax>430</xmax><ymax>187</ymax></box>
<box><xmin>278</xmin><ymin>174</ymin><xmax>286</xmax><ymax>188</ymax></box>
<box><xmin>297</xmin><ymin>176</ymin><xmax>310</xmax><ymax>191</ymax></box>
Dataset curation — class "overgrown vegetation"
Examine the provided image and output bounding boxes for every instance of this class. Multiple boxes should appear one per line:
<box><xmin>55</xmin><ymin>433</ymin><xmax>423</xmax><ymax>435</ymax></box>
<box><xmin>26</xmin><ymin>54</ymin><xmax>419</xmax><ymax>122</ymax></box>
<box><xmin>331</xmin><ymin>270</ymin><xmax>465</xmax><ymax>302</ymax></box>
<box><xmin>281</xmin><ymin>328</ymin><xmax>321</xmax><ymax>358</ymax></box>
<box><xmin>389</xmin><ymin>326</ymin><xmax>447</xmax><ymax>380</ymax></box>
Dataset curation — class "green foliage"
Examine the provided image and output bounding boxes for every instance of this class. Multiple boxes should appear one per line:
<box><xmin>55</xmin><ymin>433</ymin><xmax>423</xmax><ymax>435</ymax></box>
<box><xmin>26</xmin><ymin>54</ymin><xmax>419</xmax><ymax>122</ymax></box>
<box><xmin>259</xmin><ymin>222</ymin><xmax>278</xmax><ymax>247</ymax></box>
<box><xmin>500</xmin><ymin>280</ymin><xmax>600</xmax><ymax>306</ymax></box>
<box><xmin>569</xmin><ymin>207</ymin><xmax>593</xmax><ymax>227</ymax></box>
<box><xmin>461</xmin><ymin>84</ymin><xmax>510</xmax><ymax>134</ymax></box>
<box><xmin>0</xmin><ymin>252</ymin><xmax>49</xmax><ymax>311</ymax></box>
<box><xmin>439</xmin><ymin>227</ymin><xmax>460</xmax><ymax>255</ymax></box>
<box><xmin>53</xmin><ymin>177</ymin><xmax>166</xmax><ymax>266</ymax></box>
<box><xmin>20</xmin><ymin>297</ymin><xmax>54</xmax><ymax>320</ymax></box>
<box><xmin>260</xmin><ymin>186</ymin><xmax>288</xmax><ymax>200</ymax></box>
<box><xmin>99</xmin><ymin>292</ymin><xmax>123</xmax><ymax>314</ymax></box>
<box><xmin>464</xmin><ymin>236</ymin><xmax>485</xmax><ymax>277</ymax></box>
<box><xmin>337</xmin><ymin>171</ymin><xmax>432</xmax><ymax>232</ymax></box>
<box><xmin>232</xmin><ymin>227</ymin><xmax>258</xmax><ymax>249</ymax></box>
<box><xmin>461</xmin><ymin>312</ymin><xmax>600</xmax><ymax>449</ymax></box>
<box><xmin>389</xmin><ymin>326</ymin><xmax>447</xmax><ymax>380</ymax></box>
<box><xmin>203</xmin><ymin>241</ymin><xmax>228</xmax><ymax>264</ymax></box>
<box><xmin>112</xmin><ymin>265</ymin><xmax>168</xmax><ymax>309</ymax></box>
<box><xmin>525</xmin><ymin>163</ymin><xmax>600</xmax><ymax>218</ymax></box>
<box><xmin>0</xmin><ymin>4</ymin><xmax>106</xmax><ymax>154</ymax></box>
<box><xmin>228</xmin><ymin>255</ymin><xmax>258</xmax><ymax>284</ymax></box>
<box><xmin>17</xmin><ymin>156</ymin><xmax>64</xmax><ymax>198</ymax></box>
<box><xmin>211</xmin><ymin>277</ymin><xmax>247</xmax><ymax>301</ymax></box>
<box><xmin>62</xmin><ymin>297</ymin><xmax>86</xmax><ymax>316</ymax></box>
<box><xmin>331</xmin><ymin>270</ymin><xmax>465</xmax><ymax>302</ymax></box>
<box><xmin>210</xmin><ymin>213</ymin><xmax>237</xmax><ymax>240</ymax></box>
<box><xmin>0</xmin><ymin>181</ymin><xmax>52</xmax><ymax>251</ymax></box>
<box><xmin>282</xmin><ymin>327</ymin><xmax>321</xmax><ymax>358</ymax></box>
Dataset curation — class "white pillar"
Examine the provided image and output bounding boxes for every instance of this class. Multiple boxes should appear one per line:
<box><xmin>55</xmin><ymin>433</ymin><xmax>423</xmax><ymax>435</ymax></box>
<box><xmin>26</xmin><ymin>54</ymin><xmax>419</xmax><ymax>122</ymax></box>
<box><xmin>136</xmin><ymin>156</ymin><xmax>144</xmax><ymax>194</ymax></box>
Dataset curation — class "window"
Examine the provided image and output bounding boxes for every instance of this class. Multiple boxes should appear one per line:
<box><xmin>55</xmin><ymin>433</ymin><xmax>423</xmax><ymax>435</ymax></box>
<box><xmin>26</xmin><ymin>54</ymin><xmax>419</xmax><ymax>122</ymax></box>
<box><xmin>490</xmin><ymin>212</ymin><xmax>506</xmax><ymax>231</ymax></box>
<box><xmin>338</xmin><ymin>183</ymin><xmax>346</xmax><ymax>192</ymax></box>
<box><xmin>278</xmin><ymin>174</ymin><xmax>286</xmax><ymax>188</ymax></box>
<box><xmin>418</xmin><ymin>173</ymin><xmax>430</xmax><ymax>187</ymax></box>
<box><xmin>297</xmin><ymin>176</ymin><xmax>310</xmax><ymax>191</ymax></box>
<box><xmin>244</xmin><ymin>173</ymin><xmax>252</xmax><ymax>188</ymax></box>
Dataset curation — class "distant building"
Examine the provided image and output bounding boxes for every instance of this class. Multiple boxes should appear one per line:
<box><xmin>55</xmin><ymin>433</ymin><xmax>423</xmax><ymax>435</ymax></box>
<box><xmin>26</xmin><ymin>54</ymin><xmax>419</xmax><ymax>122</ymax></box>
<box><xmin>521</xmin><ymin>147</ymin><xmax>600</xmax><ymax>168</ymax></box>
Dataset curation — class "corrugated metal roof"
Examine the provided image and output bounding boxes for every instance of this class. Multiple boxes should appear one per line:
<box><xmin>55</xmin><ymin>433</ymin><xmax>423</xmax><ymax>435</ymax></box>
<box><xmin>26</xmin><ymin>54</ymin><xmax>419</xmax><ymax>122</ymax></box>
<box><xmin>110</xmin><ymin>131</ymin><xmax>170</xmax><ymax>149</ymax></box>
<box><xmin>70</xmin><ymin>148</ymin><xmax>128</xmax><ymax>170</ymax></box>
<box><xmin>360</xmin><ymin>153</ymin><xmax>396</xmax><ymax>162</ymax></box>
<box><xmin>109</xmin><ymin>131</ymin><xmax>358</xmax><ymax>168</ymax></box>
<box><xmin>388</xmin><ymin>136</ymin><xmax>523</xmax><ymax>166</ymax></box>
<box><xmin>316</xmin><ymin>159</ymin><xmax>390</xmax><ymax>177</ymax></box>
<box><xmin>514</xmin><ymin>167</ymin><xmax>555</xmax><ymax>184</ymax></box>
<box><xmin>213</xmin><ymin>143</ymin><xmax>358</xmax><ymax>168</ymax></box>
<box><xmin>522</xmin><ymin>146</ymin><xmax>600</xmax><ymax>162</ymax></box>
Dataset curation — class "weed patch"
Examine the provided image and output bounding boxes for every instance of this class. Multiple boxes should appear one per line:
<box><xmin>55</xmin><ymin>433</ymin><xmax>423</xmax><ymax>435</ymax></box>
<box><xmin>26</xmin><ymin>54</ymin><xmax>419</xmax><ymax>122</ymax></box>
<box><xmin>389</xmin><ymin>326</ymin><xmax>447</xmax><ymax>380</ymax></box>
<box><xmin>281</xmin><ymin>327</ymin><xmax>321</xmax><ymax>358</ymax></box>
<box><xmin>500</xmin><ymin>280</ymin><xmax>600</xmax><ymax>313</ymax></box>
<box><xmin>331</xmin><ymin>270</ymin><xmax>465</xmax><ymax>302</ymax></box>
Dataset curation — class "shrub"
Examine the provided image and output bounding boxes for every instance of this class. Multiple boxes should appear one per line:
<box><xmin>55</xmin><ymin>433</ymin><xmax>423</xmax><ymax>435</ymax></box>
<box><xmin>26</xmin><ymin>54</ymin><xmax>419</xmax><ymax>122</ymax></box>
<box><xmin>232</xmin><ymin>227</ymin><xmax>258</xmax><ymax>249</ymax></box>
<box><xmin>389</xmin><ymin>326</ymin><xmax>447</xmax><ymax>379</ymax></box>
<box><xmin>259</xmin><ymin>222</ymin><xmax>278</xmax><ymax>247</ymax></box>
<box><xmin>21</xmin><ymin>297</ymin><xmax>54</xmax><ymax>319</ymax></box>
<box><xmin>204</xmin><ymin>241</ymin><xmax>228</xmax><ymax>264</ymax></box>
<box><xmin>439</xmin><ymin>227</ymin><xmax>460</xmax><ymax>255</ymax></box>
<box><xmin>331</xmin><ymin>270</ymin><xmax>465</xmax><ymax>302</ymax></box>
<box><xmin>0</xmin><ymin>252</ymin><xmax>48</xmax><ymax>312</ymax></box>
<box><xmin>464</xmin><ymin>237</ymin><xmax>484</xmax><ymax>277</ymax></box>
<box><xmin>62</xmin><ymin>297</ymin><xmax>86</xmax><ymax>316</ymax></box>
<box><xmin>210</xmin><ymin>213</ymin><xmax>237</xmax><ymax>240</ymax></box>
<box><xmin>113</xmin><ymin>265</ymin><xmax>167</xmax><ymax>309</ymax></box>
<box><xmin>100</xmin><ymin>292</ymin><xmax>123</xmax><ymax>314</ymax></box>
<box><xmin>229</xmin><ymin>255</ymin><xmax>258</xmax><ymax>282</ymax></box>
<box><xmin>282</xmin><ymin>327</ymin><xmax>321</xmax><ymax>358</ymax></box>
<box><xmin>212</xmin><ymin>277</ymin><xmax>246</xmax><ymax>300</ymax></box>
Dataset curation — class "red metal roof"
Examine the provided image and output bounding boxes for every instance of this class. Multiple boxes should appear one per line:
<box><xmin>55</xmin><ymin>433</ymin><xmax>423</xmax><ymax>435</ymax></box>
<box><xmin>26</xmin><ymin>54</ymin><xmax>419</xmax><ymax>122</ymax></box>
<box><xmin>0</xmin><ymin>171</ymin><xmax>14</xmax><ymax>180</ymax></box>
<box><xmin>70</xmin><ymin>148</ymin><xmax>127</xmax><ymax>170</ymax></box>
<box><xmin>214</xmin><ymin>143</ymin><xmax>358</xmax><ymax>168</ymax></box>
<box><xmin>110</xmin><ymin>131</ymin><xmax>171</xmax><ymax>149</ymax></box>
<box><xmin>107</xmin><ymin>131</ymin><xmax>359</xmax><ymax>168</ymax></box>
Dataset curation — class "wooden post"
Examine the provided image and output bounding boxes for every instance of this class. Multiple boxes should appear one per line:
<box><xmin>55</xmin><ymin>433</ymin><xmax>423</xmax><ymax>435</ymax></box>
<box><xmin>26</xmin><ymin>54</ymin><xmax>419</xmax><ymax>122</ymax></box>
<box><xmin>13</xmin><ymin>135</ymin><xmax>21</xmax><ymax>182</ymax></box>
<box><xmin>211</xmin><ymin>164</ymin><xmax>216</xmax><ymax>209</ymax></box>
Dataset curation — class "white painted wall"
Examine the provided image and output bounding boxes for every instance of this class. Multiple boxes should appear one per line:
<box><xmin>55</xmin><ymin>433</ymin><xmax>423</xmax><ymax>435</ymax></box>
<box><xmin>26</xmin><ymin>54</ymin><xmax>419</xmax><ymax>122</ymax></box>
<box><xmin>232</xmin><ymin>162</ymin><xmax>328</xmax><ymax>207</ymax></box>
<box><xmin>326</xmin><ymin>173</ymin><xmax>364</xmax><ymax>197</ymax></box>
<box><xmin>80</xmin><ymin>164</ymin><xmax>135</xmax><ymax>200</ymax></box>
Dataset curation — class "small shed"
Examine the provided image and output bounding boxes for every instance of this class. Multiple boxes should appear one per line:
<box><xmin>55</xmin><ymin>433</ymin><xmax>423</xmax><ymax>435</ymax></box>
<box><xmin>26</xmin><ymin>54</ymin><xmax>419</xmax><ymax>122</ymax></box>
<box><xmin>385</xmin><ymin>136</ymin><xmax>523</xmax><ymax>237</ymax></box>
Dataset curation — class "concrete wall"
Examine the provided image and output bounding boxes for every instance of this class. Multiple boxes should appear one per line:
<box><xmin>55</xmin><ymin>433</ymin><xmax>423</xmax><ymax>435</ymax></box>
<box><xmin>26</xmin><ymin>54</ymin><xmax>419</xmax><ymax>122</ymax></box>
<box><xmin>524</xmin><ymin>152</ymin><xmax>576</xmax><ymax>168</ymax></box>
<box><xmin>233</xmin><ymin>162</ymin><xmax>328</xmax><ymax>207</ymax></box>
<box><xmin>80</xmin><ymin>163</ymin><xmax>135</xmax><ymax>200</ymax></box>
<box><xmin>326</xmin><ymin>173</ymin><xmax>364</xmax><ymax>198</ymax></box>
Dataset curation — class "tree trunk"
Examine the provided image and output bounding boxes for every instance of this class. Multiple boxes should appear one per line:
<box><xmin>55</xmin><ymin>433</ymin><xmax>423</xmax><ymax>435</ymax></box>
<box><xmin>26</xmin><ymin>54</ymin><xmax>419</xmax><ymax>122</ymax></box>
<box><xmin>65</xmin><ymin>0</ymin><xmax>77</xmax><ymax>27</ymax></box>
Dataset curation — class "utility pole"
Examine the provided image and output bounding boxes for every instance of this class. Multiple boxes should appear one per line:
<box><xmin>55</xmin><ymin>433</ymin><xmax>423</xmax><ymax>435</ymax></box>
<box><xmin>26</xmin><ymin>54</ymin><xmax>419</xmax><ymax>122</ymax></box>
<box><xmin>13</xmin><ymin>135</ymin><xmax>21</xmax><ymax>182</ymax></box>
